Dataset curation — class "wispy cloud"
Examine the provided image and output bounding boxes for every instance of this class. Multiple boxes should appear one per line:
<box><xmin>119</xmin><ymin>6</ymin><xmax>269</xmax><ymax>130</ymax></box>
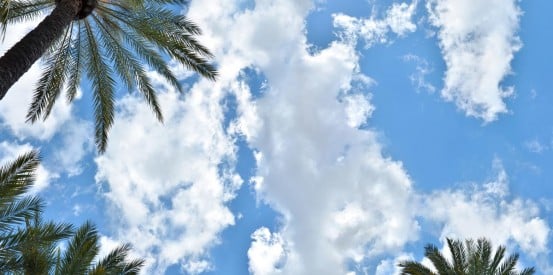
<box><xmin>333</xmin><ymin>1</ymin><xmax>418</xmax><ymax>47</ymax></box>
<box><xmin>403</xmin><ymin>54</ymin><xmax>436</xmax><ymax>93</ymax></box>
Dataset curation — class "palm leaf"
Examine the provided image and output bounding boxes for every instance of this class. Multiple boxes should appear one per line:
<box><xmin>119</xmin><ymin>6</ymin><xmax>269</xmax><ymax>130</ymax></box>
<box><xmin>0</xmin><ymin>150</ymin><xmax>40</xmax><ymax>199</ymax></box>
<box><xmin>26</xmin><ymin>25</ymin><xmax>73</xmax><ymax>122</ymax></box>
<box><xmin>89</xmin><ymin>243</ymin><xmax>145</xmax><ymax>275</ymax></box>
<box><xmin>56</xmin><ymin>221</ymin><xmax>99</xmax><ymax>275</ymax></box>
<box><xmin>398</xmin><ymin>260</ymin><xmax>438</xmax><ymax>275</ymax></box>
<box><xmin>83</xmin><ymin>19</ymin><xmax>115</xmax><ymax>153</ymax></box>
<box><xmin>424</xmin><ymin>243</ymin><xmax>454</xmax><ymax>274</ymax></box>
<box><xmin>0</xmin><ymin>196</ymin><xmax>42</xmax><ymax>231</ymax></box>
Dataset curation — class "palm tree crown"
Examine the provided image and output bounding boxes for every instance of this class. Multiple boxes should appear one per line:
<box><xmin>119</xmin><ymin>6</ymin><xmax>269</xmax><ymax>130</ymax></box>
<box><xmin>399</xmin><ymin>238</ymin><xmax>535</xmax><ymax>275</ymax></box>
<box><xmin>0</xmin><ymin>0</ymin><xmax>217</xmax><ymax>152</ymax></box>
<box><xmin>0</xmin><ymin>151</ymin><xmax>144</xmax><ymax>274</ymax></box>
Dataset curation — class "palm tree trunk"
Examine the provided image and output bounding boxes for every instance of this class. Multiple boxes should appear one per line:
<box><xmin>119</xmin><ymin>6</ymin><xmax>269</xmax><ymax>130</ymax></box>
<box><xmin>0</xmin><ymin>0</ymin><xmax>81</xmax><ymax>99</ymax></box>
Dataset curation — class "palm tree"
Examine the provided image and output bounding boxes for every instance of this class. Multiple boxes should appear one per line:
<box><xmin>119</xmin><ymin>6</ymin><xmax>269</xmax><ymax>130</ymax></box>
<box><xmin>0</xmin><ymin>151</ymin><xmax>144</xmax><ymax>274</ymax></box>
<box><xmin>398</xmin><ymin>238</ymin><xmax>535</xmax><ymax>275</ymax></box>
<box><xmin>0</xmin><ymin>0</ymin><xmax>217</xmax><ymax>152</ymax></box>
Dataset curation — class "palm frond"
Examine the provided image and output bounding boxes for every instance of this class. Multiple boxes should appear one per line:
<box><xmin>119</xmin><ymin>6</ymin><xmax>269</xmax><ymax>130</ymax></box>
<box><xmin>66</xmin><ymin>20</ymin><xmax>85</xmax><ymax>102</ymax></box>
<box><xmin>497</xmin><ymin>254</ymin><xmax>519</xmax><ymax>275</ymax></box>
<box><xmin>478</xmin><ymin>238</ymin><xmax>492</xmax><ymax>272</ymax></box>
<box><xmin>102</xmin><ymin>6</ymin><xmax>217</xmax><ymax>80</ymax></box>
<box><xmin>92</xmin><ymin>13</ymin><xmax>163</xmax><ymax>122</ymax></box>
<box><xmin>96</xmin><ymin>5</ymin><xmax>182</xmax><ymax>92</ymax></box>
<box><xmin>2</xmin><ymin>0</ymin><xmax>53</xmax><ymax>26</ymax></box>
<box><xmin>83</xmin><ymin>19</ymin><xmax>115</xmax><ymax>153</ymax></box>
<box><xmin>488</xmin><ymin>245</ymin><xmax>506</xmax><ymax>274</ymax></box>
<box><xmin>121</xmin><ymin>258</ymin><xmax>145</xmax><ymax>274</ymax></box>
<box><xmin>398</xmin><ymin>260</ymin><xmax>438</xmax><ymax>275</ymax></box>
<box><xmin>519</xmin><ymin>267</ymin><xmax>536</xmax><ymax>275</ymax></box>
<box><xmin>0</xmin><ymin>196</ymin><xmax>42</xmax><ymax>231</ymax></box>
<box><xmin>56</xmin><ymin>221</ymin><xmax>99</xmax><ymax>275</ymax></box>
<box><xmin>89</xmin><ymin>243</ymin><xmax>144</xmax><ymax>274</ymax></box>
<box><xmin>0</xmin><ymin>150</ymin><xmax>40</xmax><ymax>199</ymax></box>
<box><xmin>26</xmin><ymin>25</ymin><xmax>73</xmax><ymax>122</ymax></box>
<box><xmin>424</xmin><ymin>243</ymin><xmax>454</xmax><ymax>274</ymax></box>
<box><xmin>446</xmin><ymin>238</ymin><xmax>466</xmax><ymax>273</ymax></box>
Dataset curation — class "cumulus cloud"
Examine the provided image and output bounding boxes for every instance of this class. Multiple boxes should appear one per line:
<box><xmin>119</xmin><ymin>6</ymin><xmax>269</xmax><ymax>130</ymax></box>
<box><xmin>426</xmin><ymin>0</ymin><xmax>522</xmax><ymax>122</ymax></box>
<box><xmin>375</xmin><ymin>254</ymin><xmax>413</xmax><ymax>275</ymax></box>
<box><xmin>422</xmin><ymin>159</ymin><xmax>550</xmax><ymax>260</ymax></box>
<box><xmin>52</xmin><ymin>119</ymin><xmax>93</xmax><ymax>176</ymax></box>
<box><xmin>185</xmin><ymin>1</ymin><xmax>419</xmax><ymax>274</ymax></box>
<box><xmin>94</xmin><ymin>0</ymin><xmax>546</xmax><ymax>274</ymax></box>
<box><xmin>248</xmin><ymin>227</ymin><xmax>287</xmax><ymax>275</ymax></box>
<box><xmin>333</xmin><ymin>1</ymin><xmax>418</xmax><ymax>47</ymax></box>
<box><xmin>95</xmin><ymin>85</ymin><xmax>241</xmax><ymax>273</ymax></box>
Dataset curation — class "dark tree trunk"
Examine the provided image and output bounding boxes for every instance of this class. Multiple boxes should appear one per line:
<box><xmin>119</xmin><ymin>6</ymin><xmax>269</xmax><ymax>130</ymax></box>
<box><xmin>0</xmin><ymin>0</ymin><xmax>81</xmax><ymax>99</ymax></box>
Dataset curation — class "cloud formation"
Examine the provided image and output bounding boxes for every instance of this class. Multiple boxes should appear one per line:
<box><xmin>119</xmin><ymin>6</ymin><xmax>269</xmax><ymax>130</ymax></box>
<box><xmin>95</xmin><ymin>85</ymin><xmax>241</xmax><ymax>273</ymax></box>
<box><xmin>333</xmin><ymin>1</ymin><xmax>418</xmax><ymax>47</ymax></box>
<box><xmin>426</xmin><ymin>0</ymin><xmax>522</xmax><ymax>122</ymax></box>
<box><xmin>186</xmin><ymin>0</ymin><xmax>420</xmax><ymax>274</ymax></box>
<box><xmin>422</xmin><ymin>159</ymin><xmax>550</xmax><ymax>258</ymax></box>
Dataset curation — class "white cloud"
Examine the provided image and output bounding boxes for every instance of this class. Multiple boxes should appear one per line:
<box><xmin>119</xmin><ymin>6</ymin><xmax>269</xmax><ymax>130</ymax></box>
<box><xmin>95</xmin><ymin>85</ymin><xmax>241</xmax><ymax>273</ymax></box>
<box><xmin>343</xmin><ymin>93</ymin><xmax>374</xmax><ymax>128</ymax></box>
<box><xmin>524</xmin><ymin>139</ymin><xmax>548</xmax><ymax>154</ymax></box>
<box><xmin>186</xmin><ymin>1</ymin><xmax>419</xmax><ymax>274</ymax></box>
<box><xmin>248</xmin><ymin>227</ymin><xmax>286</xmax><ymax>275</ymax></box>
<box><xmin>426</xmin><ymin>0</ymin><xmax>522</xmax><ymax>122</ymax></box>
<box><xmin>403</xmin><ymin>54</ymin><xmax>436</xmax><ymax>93</ymax></box>
<box><xmin>375</xmin><ymin>254</ymin><xmax>413</xmax><ymax>275</ymax></box>
<box><xmin>333</xmin><ymin>1</ymin><xmax>418</xmax><ymax>47</ymax></box>
<box><xmin>422</xmin><ymin>159</ymin><xmax>550</xmax><ymax>260</ymax></box>
<box><xmin>129</xmin><ymin>0</ymin><xmax>548</xmax><ymax>274</ymax></box>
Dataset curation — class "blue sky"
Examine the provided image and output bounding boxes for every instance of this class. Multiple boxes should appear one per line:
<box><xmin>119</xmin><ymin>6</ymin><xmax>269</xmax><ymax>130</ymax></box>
<box><xmin>1</xmin><ymin>0</ymin><xmax>552</xmax><ymax>274</ymax></box>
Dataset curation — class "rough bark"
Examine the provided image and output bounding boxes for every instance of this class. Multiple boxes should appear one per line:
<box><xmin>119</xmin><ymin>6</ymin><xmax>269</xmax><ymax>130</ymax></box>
<box><xmin>0</xmin><ymin>0</ymin><xmax>81</xmax><ymax>99</ymax></box>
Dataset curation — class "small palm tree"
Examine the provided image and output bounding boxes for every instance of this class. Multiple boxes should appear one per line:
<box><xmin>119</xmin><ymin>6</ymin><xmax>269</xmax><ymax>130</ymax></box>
<box><xmin>0</xmin><ymin>151</ymin><xmax>144</xmax><ymax>274</ymax></box>
<box><xmin>0</xmin><ymin>0</ymin><xmax>217</xmax><ymax>152</ymax></box>
<box><xmin>399</xmin><ymin>238</ymin><xmax>535</xmax><ymax>275</ymax></box>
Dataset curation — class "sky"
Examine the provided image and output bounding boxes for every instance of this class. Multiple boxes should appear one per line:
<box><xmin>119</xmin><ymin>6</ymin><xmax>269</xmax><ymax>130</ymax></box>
<box><xmin>0</xmin><ymin>0</ymin><xmax>552</xmax><ymax>274</ymax></box>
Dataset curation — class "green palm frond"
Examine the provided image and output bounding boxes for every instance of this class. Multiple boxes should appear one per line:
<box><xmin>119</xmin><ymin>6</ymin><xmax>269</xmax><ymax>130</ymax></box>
<box><xmin>0</xmin><ymin>153</ymin><xmax>145</xmax><ymax>274</ymax></box>
<box><xmin>0</xmin><ymin>0</ymin><xmax>54</xmax><ymax>40</ymax></box>
<box><xmin>13</xmin><ymin>217</ymin><xmax>74</xmax><ymax>274</ymax></box>
<box><xmin>488</xmin><ymin>245</ymin><xmax>506</xmax><ymax>273</ymax></box>
<box><xmin>0</xmin><ymin>150</ymin><xmax>40</xmax><ymax>199</ymax></box>
<box><xmin>92</xmin><ymin>13</ymin><xmax>163</xmax><ymax>121</ymax></box>
<box><xmin>0</xmin><ymin>196</ymin><xmax>42</xmax><ymax>231</ymax></box>
<box><xmin>66</xmin><ymin>20</ymin><xmax>85</xmax><ymax>102</ymax></box>
<box><xmin>26</xmin><ymin>25</ymin><xmax>73</xmax><ymax>122</ymax></box>
<box><xmin>447</xmin><ymin>238</ymin><xmax>467</xmax><ymax>273</ymax></box>
<box><xmin>519</xmin><ymin>267</ymin><xmax>536</xmax><ymax>275</ymax></box>
<box><xmin>56</xmin><ymin>221</ymin><xmax>99</xmax><ymax>275</ymax></box>
<box><xmin>399</xmin><ymin>238</ymin><xmax>535</xmax><ymax>275</ymax></box>
<box><xmin>4</xmin><ymin>0</ymin><xmax>217</xmax><ymax>153</ymax></box>
<box><xmin>89</xmin><ymin>243</ymin><xmax>145</xmax><ymax>275</ymax></box>
<box><xmin>425</xmin><ymin>243</ymin><xmax>454</xmax><ymax>274</ymax></box>
<box><xmin>496</xmin><ymin>254</ymin><xmax>519</xmax><ymax>275</ymax></box>
<box><xmin>83</xmin><ymin>19</ymin><xmax>116</xmax><ymax>153</ymax></box>
<box><xmin>398</xmin><ymin>260</ymin><xmax>438</xmax><ymax>275</ymax></box>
